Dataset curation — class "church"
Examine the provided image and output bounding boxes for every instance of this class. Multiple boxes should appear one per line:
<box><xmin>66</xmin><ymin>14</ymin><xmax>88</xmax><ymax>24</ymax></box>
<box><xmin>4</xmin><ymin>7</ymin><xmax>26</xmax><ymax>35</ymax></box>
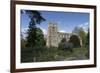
<box><xmin>46</xmin><ymin>22</ymin><xmax>71</xmax><ymax>47</ymax></box>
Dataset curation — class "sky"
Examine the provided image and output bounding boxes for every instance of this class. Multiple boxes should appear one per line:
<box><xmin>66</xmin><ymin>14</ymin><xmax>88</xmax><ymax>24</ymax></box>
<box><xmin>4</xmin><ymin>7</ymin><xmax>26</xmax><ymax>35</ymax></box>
<box><xmin>21</xmin><ymin>10</ymin><xmax>89</xmax><ymax>35</ymax></box>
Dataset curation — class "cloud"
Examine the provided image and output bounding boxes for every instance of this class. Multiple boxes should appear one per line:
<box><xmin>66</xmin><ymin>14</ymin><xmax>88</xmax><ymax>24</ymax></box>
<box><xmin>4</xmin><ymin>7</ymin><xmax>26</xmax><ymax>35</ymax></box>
<box><xmin>78</xmin><ymin>22</ymin><xmax>88</xmax><ymax>27</ymax></box>
<box><xmin>21</xmin><ymin>27</ymin><xmax>28</xmax><ymax>34</ymax></box>
<box><xmin>78</xmin><ymin>22</ymin><xmax>89</xmax><ymax>32</ymax></box>
<box><xmin>21</xmin><ymin>27</ymin><xmax>28</xmax><ymax>39</ymax></box>
<box><xmin>59</xmin><ymin>30</ymin><xmax>66</xmax><ymax>33</ymax></box>
<box><xmin>40</xmin><ymin>28</ymin><xmax>47</xmax><ymax>35</ymax></box>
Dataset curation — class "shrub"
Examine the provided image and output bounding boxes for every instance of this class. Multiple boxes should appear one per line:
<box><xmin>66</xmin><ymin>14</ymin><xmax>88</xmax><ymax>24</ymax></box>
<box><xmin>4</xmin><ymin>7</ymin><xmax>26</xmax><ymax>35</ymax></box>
<box><xmin>58</xmin><ymin>41</ymin><xmax>73</xmax><ymax>52</ymax></box>
<box><xmin>21</xmin><ymin>46</ymin><xmax>59</xmax><ymax>62</ymax></box>
<box><xmin>21</xmin><ymin>48</ymin><xmax>34</xmax><ymax>62</ymax></box>
<box><xmin>69</xmin><ymin>35</ymin><xmax>81</xmax><ymax>48</ymax></box>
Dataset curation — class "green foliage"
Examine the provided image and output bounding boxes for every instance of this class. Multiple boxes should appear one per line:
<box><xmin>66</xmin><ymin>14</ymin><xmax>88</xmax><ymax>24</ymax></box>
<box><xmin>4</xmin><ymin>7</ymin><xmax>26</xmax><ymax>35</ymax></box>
<box><xmin>60</xmin><ymin>38</ymin><xmax>66</xmax><ymax>43</ymax></box>
<box><xmin>21</xmin><ymin>47</ymin><xmax>89</xmax><ymax>62</ymax></box>
<box><xmin>85</xmin><ymin>29</ymin><xmax>89</xmax><ymax>58</ymax></box>
<box><xmin>21</xmin><ymin>10</ymin><xmax>89</xmax><ymax>63</ymax></box>
<box><xmin>21</xmin><ymin>47</ymin><xmax>58</xmax><ymax>62</ymax></box>
<box><xmin>21</xmin><ymin>39</ymin><xmax>26</xmax><ymax>49</ymax></box>
<box><xmin>72</xmin><ymin>27</ymin><xmax>87</xmax><ymax>47</ymax></box>
<box><xmin>23</xmin><ymin>10</ymin><xmax>45</xmax><ymax>47</ymax></box>
<box><xmin>58</xmin><ymin>38</ymin><xmax>73</xmax><ymax>52</ymax></box>
<box><xmin>21</xmin><ymin>33</ymin><xmax>27</xmax><ymax>48</ymax></box>
<box><xmin>86</xmin><ymin>29</ymin><xmax>89</xmax><ymax>48</ymax></box>
<box><xmin>25</xmin><ymin>10</ymin><xmax>45</xmax><ymax>24</ymax></box>
<box><xmin>35</xmin><ymin>28</ymin><xmax>46</xmax><ymax>46</ymax></box>
<box><xmin>27</xmin><ymin>28</ymin><xmax>46</xmax><ymax>47</ymax></box>
<box><xmin>78</xmin><ymin>28</ymin><xmax>87</xmax><ymax>47</ymax></box>
<box><xmin>21</xmin><ymin>48</ymin><xmax>34</xmax><ymax>62</ymax></box>
<box><xmin>70</xmin><ymin>47</ymin><xmax>89</xmax><ymax>60</ymax></box>
<box><xmin>26</xmin><ymin>23</ymin><xmax>37</xmax><ymax>47</ymax></box>
<box><xmin>69</xmin><ymin>35</ymin><xmax>81</xmax><ymax>47</ymax></box>
<box><xmin>34</xmin><ymin>47</ymin><xmax>57</xmax><ymax>62</ymax></box>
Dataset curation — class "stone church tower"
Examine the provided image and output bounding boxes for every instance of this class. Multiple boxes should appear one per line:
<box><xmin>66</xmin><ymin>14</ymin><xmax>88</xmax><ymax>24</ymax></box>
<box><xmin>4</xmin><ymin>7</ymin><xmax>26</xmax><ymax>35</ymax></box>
<box><xmin>46</xmin><ymin>22</ymin><xmax>71</xmax><ymax>47</ymax></box>
<box><xmin>46</xmin><ymin>22</ymin><xmax>58</xmax><ymax>47</ymax></box>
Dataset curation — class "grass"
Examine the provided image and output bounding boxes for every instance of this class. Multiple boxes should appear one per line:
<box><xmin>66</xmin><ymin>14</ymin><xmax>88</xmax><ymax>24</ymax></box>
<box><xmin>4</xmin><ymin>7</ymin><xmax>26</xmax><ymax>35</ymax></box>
<box><xmin>21</xmin><ymin>46</ymin><xmax>89</xmax><ymax>63</ymax></box>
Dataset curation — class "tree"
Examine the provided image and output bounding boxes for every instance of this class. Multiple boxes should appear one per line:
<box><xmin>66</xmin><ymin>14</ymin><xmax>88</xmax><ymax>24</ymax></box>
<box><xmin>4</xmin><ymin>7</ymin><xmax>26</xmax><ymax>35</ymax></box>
<box><xmin>21</xmin><ymin>10</ymin><xmax>46</xmax><ymax>62</ymax></box>
<box><xmin>72</xmin><ymin>27</ymin><xmax>87</xmax><ymax>47</ymax></box>
<box><xmin>21</xmin><ymin>32</ymin><xmax>26</xmax><ymax>48</ymax></box>
<box><xmin>69</xmin><ymin>35</ymin><xmax>80</xmax><ymax>48</ymax></box>
<box><xmin>79</xmin><ymin>28</ymin><xmax>87</xmax><ymax>47</ymax></box>
<box><xmin>22</xmin><ymin>10</ymin><xmax>45</xmax><ymax>47</ymax></box>
<box><xmin>85</xmin><ymin>29</ymin><xmax>89</xmax><ymax>58</ymax></box>
<box><xmin>25</xmin><ymin>21</ymin><xmax>37</xmax><ymax>47</ymax></box>
<box><xmin>72</xmin><ymin>27</ymin><xmax>80</xmax><ymax>35</ymax></box>
<box><xmin>60</xmin><ymin>38</ymin><xmax>66</xmax><ymax>43</ymax></box>
<box><xmin>35</xmin><ymin>28</ymin><xmax>46</xmax><ymax>46</ymax></box>
<box><xmin>86</xmin><ymin>29</ymin><xmax>89</xmax><ymax>47</ymax></box>
<box><xmin>25</xmin><ymin>10</ymin><xmax>45</xmax><ymax>24</ymax></box>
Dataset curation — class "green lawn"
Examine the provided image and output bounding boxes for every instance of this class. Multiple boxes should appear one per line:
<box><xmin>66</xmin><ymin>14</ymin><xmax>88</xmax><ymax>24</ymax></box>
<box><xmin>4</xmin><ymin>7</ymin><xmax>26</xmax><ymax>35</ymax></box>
<box><xmin>21</xmin><ymin>47</ymin><xmax>89</xmax><ymax>63</ymax></box>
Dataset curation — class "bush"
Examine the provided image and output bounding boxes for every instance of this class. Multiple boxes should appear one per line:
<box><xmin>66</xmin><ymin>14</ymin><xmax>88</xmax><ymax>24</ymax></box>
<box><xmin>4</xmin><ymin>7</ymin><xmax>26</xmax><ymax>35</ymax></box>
<box><xmin>21</xmin><ymin>48</ymin><xmax>34</xmax><ymax>62</ymax></box>
<box><xmin>69</xmin><ymin>35</ymin><xmax>81</xmax><ymax>48</ymax></box>
<box><xmin>21</xmin><ymin>46</ymin><xmax>58</xmax><ymax>62</ymax></box>
<box><xmin>58</xmin><ymin>41</ymin><xmax>73</xmax><ymax>52</ymax></box>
